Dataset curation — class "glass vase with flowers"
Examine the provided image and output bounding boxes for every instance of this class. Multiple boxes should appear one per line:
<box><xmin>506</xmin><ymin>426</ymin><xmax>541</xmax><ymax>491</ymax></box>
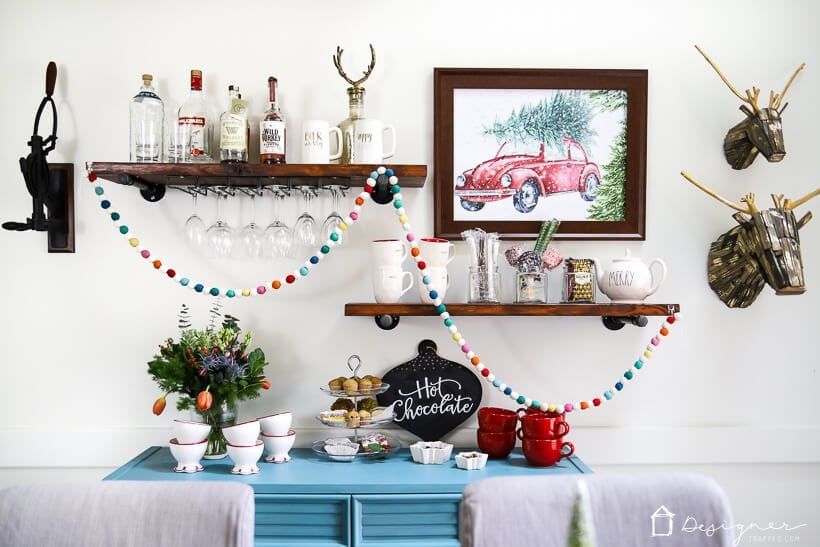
<box><xmin>149</xmin><ymin>303</ymin><xmax>270</xmax><ymax>458</ymax></box>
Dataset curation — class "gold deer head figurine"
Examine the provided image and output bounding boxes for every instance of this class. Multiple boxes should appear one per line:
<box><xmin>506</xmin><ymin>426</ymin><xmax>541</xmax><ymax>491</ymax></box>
<box><xmin>695</xmin><ymin>45</ymin><xmax>805</xmax><ymax>170</ymax></box>
<box><xmin>681</xmin><ymin>170</ymin><xmax>818</xmax><ymax>307</ymax></box>
<box><xmin>332</xmin><ymin>43</ymin><xmax>376</xmax><ymax>90</ymax></box>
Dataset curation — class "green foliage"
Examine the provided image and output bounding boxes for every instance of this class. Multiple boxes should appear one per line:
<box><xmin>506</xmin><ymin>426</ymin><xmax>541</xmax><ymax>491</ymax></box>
<box><xmin>587</xmin><ymin>119</ymin><xmax>627</xmax><ymax>221</ymax></box>
<box><xmin>148</xmin><ymin>306</ymin><xmax>269</xmax><ymax>412</ymax></box>
<box><xmin>586</xmin><ymin>89</ymin><xmax>627</xmax><ymax>221</ymax></box>
<box><xmin>588</xmin><ymin>89</ymin><xmax>627</xmax><ymax>111</ymax></box>
<box><xmin>568</xmin><ymin>480</ymin><xmax>597</xmax><ymax>547</ymax></box>
<box><xmin>484</xmin><ymin>91</ymin><xmax>596</xmax><ymax>152</ymax></box>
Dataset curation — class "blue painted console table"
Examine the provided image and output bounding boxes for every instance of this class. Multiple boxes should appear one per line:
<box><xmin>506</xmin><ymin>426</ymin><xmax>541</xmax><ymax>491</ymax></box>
<box><xmin>106</xmin><ymin>447</ymin><xmax>592</xmax><ymax>546</ymax></box>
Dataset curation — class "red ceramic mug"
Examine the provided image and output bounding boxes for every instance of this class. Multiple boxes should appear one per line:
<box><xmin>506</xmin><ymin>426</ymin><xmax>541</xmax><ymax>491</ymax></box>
<box><xmin>521</xmin><ymin>438</ymin><xmax>575</xmax><ymax>467</ymax></box>
<box><xmin>517</xmin><ymin>407</ymin><xmax>566</xmax><ymax>421</ymax></box>
<box><xmin>517</xmin><ymin>413</ymin><xmax>570</xmax><ymax>440</ymax></box>
<box><xmin>477</xmin><ymin>429</ymin><xmax>516</xmax><ymax>459</ymax></box>
<box><xmin>477</xmin><ymin>407</ymin><xmax>518</xmax><ymax>433</ymax></box>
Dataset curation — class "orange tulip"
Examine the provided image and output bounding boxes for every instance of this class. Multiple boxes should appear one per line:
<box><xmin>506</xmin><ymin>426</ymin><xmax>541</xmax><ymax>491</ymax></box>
<box><xmin>261</xmin><ymin>379</ymin><xmax>271</xmax><ymax>390</ymax></box>
<box><xmin>152</xmin><ymin>396</ymin><xmax>167</xmax><ymax>416</ymax></box>
<box><xmin>196</xmin><ymin>390</ymin><xmax>213</xmax><ymax>411</ymax></box>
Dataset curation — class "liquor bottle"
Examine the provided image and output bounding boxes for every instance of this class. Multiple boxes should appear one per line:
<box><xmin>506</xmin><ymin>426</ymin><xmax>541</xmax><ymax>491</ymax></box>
<box><xmin>219</xmin><ymin>85</ymin><xmax>249</xmax><ymax>163</ymax></box>
<box><xmin>238</xmin><ymin>91</ymin><xmax>250</xmax><ymax>158</ymax></box>
<box><xmin>129</xmin><ymin>74</ymin><xmax>164</xmax><ymax>162</ymax></box>
<box><xmin>178</xmin><ymin>69</ymin><xmax>215</xmax><ymax>161</ymax></box>
<box><xmin>259</xmin><ymin>76</ymin><xmax>286</xmax><ymax>164</ymax></box>
<box><xmin>337</xmin><ymin>87</ymin><xmax>365</xmax><ymax>164</ymax></box>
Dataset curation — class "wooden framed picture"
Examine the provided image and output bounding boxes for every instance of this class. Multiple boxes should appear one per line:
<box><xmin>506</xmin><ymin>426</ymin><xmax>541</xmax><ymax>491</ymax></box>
<box><xmin>434</xmin><ymin>68</ymin><xmax>648</xmax><ymax>240</ymax></box>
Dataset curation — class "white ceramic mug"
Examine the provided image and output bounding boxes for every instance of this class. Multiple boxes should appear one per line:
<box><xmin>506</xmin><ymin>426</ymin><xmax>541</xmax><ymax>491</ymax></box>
<box><xmin>371</xmin><ymin>239</ymin><xmax>408</xmax><ymax>267</ymax></box>
<box><xmin>417</xmin><ymin>266</ymin><xmax>450</xmax><ymax>304</ymax></box>
<box><xmin>301</xmin><ymin>120</ymin><xmax>342</xmax><ymax>164</ymax></box>
<box><xmin>419</xmin><ymin>237</ymin><xmax>456</xmax><ymax>267</ymax></box>
<box><xmin>373</xmin><ymin>266</ymin><xmax>413</xmax><ymax>303</ymax></box>
<box><xmin>351</xmin><ymin>119</ymin><xmax>396</xmax><ymax>164</ymax></box>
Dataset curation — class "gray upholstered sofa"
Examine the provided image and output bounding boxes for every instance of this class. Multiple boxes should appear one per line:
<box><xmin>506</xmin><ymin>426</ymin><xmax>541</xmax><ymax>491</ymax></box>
<box><xmin>460</xmin><ymin>473</ymin><xmax>735</xmax><ymax>547</ymax></box>
<box><xmin>0</xmin><ymin>481</ymin><xmax>255</xmax><ymax>547</ymax></box>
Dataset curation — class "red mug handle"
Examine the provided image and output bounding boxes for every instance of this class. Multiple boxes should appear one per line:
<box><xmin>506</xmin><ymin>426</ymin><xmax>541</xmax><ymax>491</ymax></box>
<box><xmin>556</xmin><ymin>422</ymin><xmax>570</xmax><ymax>437</ymax></box>
<box><xmin>561</xmin><ymin>441</ymin><xmax>575</xmax><ymax>458</ymax></box>
<box><xmin>516</xmin><ymin>428</ymin><xmax>524</xmax><ymax>440</ymax></box>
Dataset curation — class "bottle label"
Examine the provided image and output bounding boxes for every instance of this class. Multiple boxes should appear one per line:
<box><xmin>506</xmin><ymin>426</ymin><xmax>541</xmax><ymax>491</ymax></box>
<box><xmin>220</xmin><ymin>119</ymin><xmax>246</xmax><ymax>151</ymax></box>
<box><xmin>179</xmin><ymin>117</ymin><xmax>206</xmax><ymax>156</ymax></box>
<box><xmin>135</xmin><ymin>141</ymin><xmax>160</xmax><ymax>161</ymax></box>
<box><xmin>260</xmin><ymin>120</ymin><xmax>286</xmax><ymax>155</ymax></box>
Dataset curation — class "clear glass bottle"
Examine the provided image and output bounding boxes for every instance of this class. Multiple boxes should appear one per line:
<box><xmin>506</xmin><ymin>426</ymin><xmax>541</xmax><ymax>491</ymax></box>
<box><xmin>178</xmin><ymin>69</ymin><xmax>214</xmax><ymax>161</ymax></box>
<box><xmin>259</xmin><ymin>76</ymin><xmax>286</xmax><ymax>164</ymax></box>
<box><xmin>337</xmin><ymin>87</ymin><xmax>365</xmax><ymax>164</ymax></box>
<box><xmin>129</xmin><ymin>74</ymin><xmax>164</xmax><ymax>162</ymax></box>
<box><xmin>219</xmin><ymin>85</ymin><xmax>248</xmax><ymax>163</ymax></box>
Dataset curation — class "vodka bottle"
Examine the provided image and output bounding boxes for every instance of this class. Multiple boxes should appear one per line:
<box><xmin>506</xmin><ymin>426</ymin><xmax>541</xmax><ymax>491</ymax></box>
<box><xmin>178</xmin><ymin>69</ymin><xmax>215</xmax><ymax>161</ymax></box>
<box><xmin>259</xmin><ymin>76</ymin><xmax>286</xmax><ymax>164</ymax></box>
<box><xmin>129</xmin><ymin>74</ymin><xmax>164</xmax><ymax>162</ymax></box>
<box><xmin>220</xmin><ymin>85</ymin><xmax>249</xmax><ymax>163</ymax></box>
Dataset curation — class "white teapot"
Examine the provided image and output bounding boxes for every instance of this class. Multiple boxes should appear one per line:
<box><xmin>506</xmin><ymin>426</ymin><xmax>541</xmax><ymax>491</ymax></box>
<box><xmin>593</xmin><ymin>250</ymin><xmax>667</xmax><ymax>303</ymax></box>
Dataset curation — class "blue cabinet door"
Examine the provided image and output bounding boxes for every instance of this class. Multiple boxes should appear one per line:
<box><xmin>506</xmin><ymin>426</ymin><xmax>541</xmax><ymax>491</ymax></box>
<box><xmin>255</xmin><ymin>494</ymin><xmax>350</xmax><ymax>546</ymax></box>
<box><xmin>352</xmin><ymin>494</ymin><xmax>462</xmax><ymax>547</ymax></box>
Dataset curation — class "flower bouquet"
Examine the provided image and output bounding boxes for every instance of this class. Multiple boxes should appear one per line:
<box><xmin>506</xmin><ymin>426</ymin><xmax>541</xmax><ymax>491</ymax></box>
<box><xmin>148</xmin><ymin>304</ymin><xmax>270</xmax><ymax>458</ymax></box>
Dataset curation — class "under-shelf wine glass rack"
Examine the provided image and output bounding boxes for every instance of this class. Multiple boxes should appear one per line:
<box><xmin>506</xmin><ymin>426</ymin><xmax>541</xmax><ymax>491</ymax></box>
<box><xmin>87</xmin><ymin>162</ymin><xmax>428</xmax><ymax>201</ymax></box>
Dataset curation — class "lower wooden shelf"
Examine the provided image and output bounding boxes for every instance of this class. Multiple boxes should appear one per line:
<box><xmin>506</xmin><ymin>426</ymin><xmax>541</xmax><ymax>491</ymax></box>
<box><xmin>345</xmin><ymin>302</ymin><xmax>680</xmax><ymax>330</ymax></box>
<box><xmin>345</xmin><ymin>302</ymin><xmax>679</xmax><ymax>317</ymax></box>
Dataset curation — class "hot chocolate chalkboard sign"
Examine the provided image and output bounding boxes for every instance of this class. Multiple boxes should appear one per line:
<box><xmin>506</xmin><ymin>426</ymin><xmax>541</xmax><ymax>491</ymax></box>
<box><xmin>377</xmin><ymin>339</ymin><xmax>482</xmax><ymax>441</ymax></box>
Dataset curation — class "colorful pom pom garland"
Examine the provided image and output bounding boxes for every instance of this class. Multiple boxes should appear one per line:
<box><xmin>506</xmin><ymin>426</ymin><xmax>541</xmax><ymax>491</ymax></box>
<box><xmin>86</xmin><ymin>166</ymin><xmax>679</xmax><ymax>413</ymax></box>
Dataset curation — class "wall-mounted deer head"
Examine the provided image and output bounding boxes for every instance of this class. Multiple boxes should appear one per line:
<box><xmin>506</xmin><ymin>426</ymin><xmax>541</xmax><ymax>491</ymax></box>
<box><xmin>332</xmin><ymin>43</ymin><xmax>376</xmax><ymax>90</ymax></box>
<box><xmin>695</xmin><ymin>45</ymin><xmax>805</xmax><ymax>170</ymax></box>
<box><xmin>681</xmin><ymin>170</ymin><xmax>818</xmax><ymax>308</ymax></box>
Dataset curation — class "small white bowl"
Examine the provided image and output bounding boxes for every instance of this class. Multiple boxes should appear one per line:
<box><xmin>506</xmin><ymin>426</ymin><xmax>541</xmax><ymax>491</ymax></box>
<box><xmin>409</xmin><ymin>441</ymin><xmax>453</xmax><ymax>465</ymax></box>
<box><xmin>258</xmin><ymin>411</ymin><xmax>292</xmax><ymax>436</ymax></box>
<box><xmin>455</xmin><ymin>451</ymin><xmax>488</xmax><ymax>470</ymax></box>
<box><xmin>172</xmin><ymin>419</ymin><xmax>211</xmax><ymax>444</ymax></box>
<box><xmin>261</xmin><ymin>430</ymin><xmax>296</xmax><ymax>463</ymax></box>
<box><xmin>222</xmin><ymin>419</ymin><xmax>260</xmax><ymax>447</ymax></box>
<box><xmin>226</xmin><ymin>440</ymin><xmax>264</xmax><ymax>474</ymax></box>
<box><xmin>169</xmin><ymin>438</ymin><xmax>207</xmax><ymax>473</ymax></box>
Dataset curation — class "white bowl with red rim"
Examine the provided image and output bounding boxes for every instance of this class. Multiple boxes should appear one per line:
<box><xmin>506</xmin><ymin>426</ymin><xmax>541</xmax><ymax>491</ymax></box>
<box><xmin>169</xmin><ymin>438</ymin><xmax>207</xmax><ymax>473</ymax></box>
<box><xmin>261</xmin><ymin>430</ymin><xmax>296</xmax><ymax>463</ymax></box>
<box><xmin>226</xmin><ymin>440</ymin><xmax>264</xmax><ymax>475</ymax></box>
<box><xmin>258</xmin><ymin>411</ymin><xmax>292</xmax><ymax>436</ymax></box>
<box><xmin>222</xmin><ymin>419</ymin><xmax>260</xmax><ymax>447</ymax></box>
<box><xmin>172</xmin><ymin>419</ymin><xmax>211</xmax><ymax>444</ymax></box>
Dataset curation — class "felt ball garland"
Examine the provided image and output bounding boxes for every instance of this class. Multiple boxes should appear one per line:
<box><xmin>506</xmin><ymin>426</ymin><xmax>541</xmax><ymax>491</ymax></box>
<box><xmin>86</xmin><ymin>166</ymin><xmax>679</xmax><ymax>413</ymax></box>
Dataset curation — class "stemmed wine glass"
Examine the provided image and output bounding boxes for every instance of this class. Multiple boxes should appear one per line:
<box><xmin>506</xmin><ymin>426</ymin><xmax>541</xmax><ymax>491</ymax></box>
<box><xmin>321</xmin><ymin>185</ymin><xmax>347</xmax><ymax>244</ymax></box>
<box><xmin>263</xmin><ymin>186</ymin><xmax>292</xmax><ymax>258</ymax></box>
<box><xmin>239</xmin><ymin>191</ymin><xmax>264</xmax><ymax>259</ymax></box>
<box><xmin>183</xmin><ymin>189</ymin><xmax>206</xmax><ymax>251</ymax></box>
<box><xmin>206</xmin><ymin>190</ymin><xmax>234</xmax><ymax>258</ymax></box>
<box><xmin>292</xmin><ymin>186</ymin><xmax>318</xmax><ymax>255</ymax></box>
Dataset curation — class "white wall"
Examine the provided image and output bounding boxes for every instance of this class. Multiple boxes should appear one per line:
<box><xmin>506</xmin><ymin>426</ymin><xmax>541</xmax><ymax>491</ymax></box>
<box><xmin>1</xmin><ymin>0</ymin><xmax>818</xmax><ymax>543</ymax></box>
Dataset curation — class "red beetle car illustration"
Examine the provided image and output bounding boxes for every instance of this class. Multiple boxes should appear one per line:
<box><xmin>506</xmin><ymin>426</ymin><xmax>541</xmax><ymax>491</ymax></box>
<box><xmin>455</xmin><ymin>137</ymin><xmax>601</xmax><ymax>213</ymax></box>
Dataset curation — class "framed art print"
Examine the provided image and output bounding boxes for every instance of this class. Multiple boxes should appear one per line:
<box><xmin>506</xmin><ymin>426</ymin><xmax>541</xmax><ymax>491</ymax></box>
<box><xmin>434</xmin><ymin>68</ymin><xmax>648</xmax><ymax>240</ymax></box>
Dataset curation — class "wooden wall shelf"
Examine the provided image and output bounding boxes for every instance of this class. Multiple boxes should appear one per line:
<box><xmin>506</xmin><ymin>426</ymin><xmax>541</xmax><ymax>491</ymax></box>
<box><xmin>87</xmin><ymin>162</ymin><xmax>427</xmax><ymax>188</ymax></box>
<box><xmin>345</xmin><ymin>302</ymin><xmax>681</xmax><ymax>330</ymax></box>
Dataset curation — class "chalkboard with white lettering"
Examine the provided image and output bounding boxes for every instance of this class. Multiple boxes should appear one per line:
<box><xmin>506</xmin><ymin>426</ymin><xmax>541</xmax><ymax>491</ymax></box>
<box><xmin>377</xmin><ymin>339</ymin><xmax>482</xmax><ymax>441</ymax></box>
